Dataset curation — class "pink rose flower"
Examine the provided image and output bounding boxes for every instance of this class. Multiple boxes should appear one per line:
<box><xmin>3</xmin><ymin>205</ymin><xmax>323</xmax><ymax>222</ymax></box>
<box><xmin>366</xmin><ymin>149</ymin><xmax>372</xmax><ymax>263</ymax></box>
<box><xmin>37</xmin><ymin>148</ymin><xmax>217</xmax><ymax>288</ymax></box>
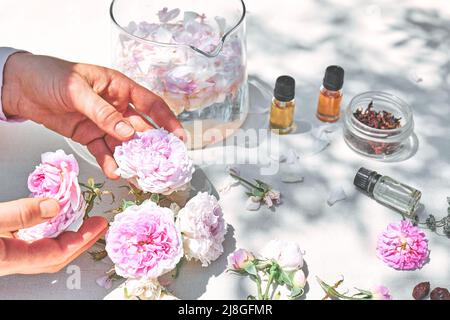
<box><xmin>377</xmin><ymin>220</ymin><xmax>429</xmax><ymax>270</ymax></box>
<box><xmin>17</xmin><ymin>150</ymin><xmax>85</xmax><ymax>241</ymax></box>
<box><xmin>114</xmin><ymin>129</ymin><xmax>194</xmax><ymax>195</ymax></box>
<box><xmin>177</xmin><ymin>192</ymin><xmax>227</xmax><ymax>266</ymax></box>
<box><xmin>261</xmin><ymin>240</ymin><xmax>304</xmax><ymax>272</ymax></box>
<box><xmin>227</xmin><ymin>249</ymin><xmax>254</xmax><ymax>271</ymax></box>
<box><xmin>105</xmin><ymin>201</ymin><xmax>183</xmax><ymax>279</ymax></box>
<box><xmin>371</xmin><ymin>285</ymin><xmax>392</xmax><ymax>300</ymax></box>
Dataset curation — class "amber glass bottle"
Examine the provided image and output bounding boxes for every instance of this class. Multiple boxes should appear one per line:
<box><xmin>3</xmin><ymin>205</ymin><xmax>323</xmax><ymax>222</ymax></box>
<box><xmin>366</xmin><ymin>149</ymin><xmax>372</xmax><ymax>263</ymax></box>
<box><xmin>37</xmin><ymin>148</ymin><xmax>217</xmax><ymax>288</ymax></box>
<box><xmin>269</xmin><ymin>75</ymin><xmax>296</xmax><ymax>134</ymax></box>
<box><xmin>316</xmin><ymin>65</ymin><xmax>344</xmax><ymax>122</ymax></box>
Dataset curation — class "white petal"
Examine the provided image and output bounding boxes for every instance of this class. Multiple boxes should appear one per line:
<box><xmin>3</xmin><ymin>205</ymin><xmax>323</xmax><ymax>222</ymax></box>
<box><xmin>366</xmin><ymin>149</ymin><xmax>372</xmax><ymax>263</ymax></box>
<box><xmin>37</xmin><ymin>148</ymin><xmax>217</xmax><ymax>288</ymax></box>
<box><xmin>327</xmin><ymin>187</ymin><xmax>347</xmax><ymax>206</ymax></box>
<box><xmin>285</xmin><ymin>149</ymin><xmax>300</xmax><ymax>164</ymax></box>
<box><xmin>246</xmin><ymin>197</ymin><xmax>261</xmax><ymax>211</ymax></box>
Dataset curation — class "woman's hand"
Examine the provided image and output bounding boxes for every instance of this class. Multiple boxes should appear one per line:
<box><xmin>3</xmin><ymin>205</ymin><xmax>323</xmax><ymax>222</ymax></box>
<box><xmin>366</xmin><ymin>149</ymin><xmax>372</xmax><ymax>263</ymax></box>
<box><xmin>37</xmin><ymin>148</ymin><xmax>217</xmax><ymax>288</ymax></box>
<box><xmin>0</xmin><ymin>198</ymin><xmax>107</xmax><ymax>276</ymax></box>
<box><xmin>1</xmin><ymin>53</ymin><xmax>184</xmax><ymax>179</ymax></box>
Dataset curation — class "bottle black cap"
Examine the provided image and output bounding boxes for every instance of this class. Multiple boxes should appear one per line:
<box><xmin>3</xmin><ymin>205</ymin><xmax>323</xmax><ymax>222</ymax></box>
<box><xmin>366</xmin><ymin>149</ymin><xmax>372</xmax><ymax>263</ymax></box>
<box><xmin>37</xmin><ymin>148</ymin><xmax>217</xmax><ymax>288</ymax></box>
<box><xmin>354</xmin><ymin>167</ymin><xmax>380</xmax><ymax>195</ymax></box>
<box><xmin>323</xmin><ymin>65</ymin><xmax>344</xmax><ymax>91</ymax></box>
<box><xmin>274</xmin><ymin>75</ymin><xmax>296</xmax><ymax>102</ymax></box>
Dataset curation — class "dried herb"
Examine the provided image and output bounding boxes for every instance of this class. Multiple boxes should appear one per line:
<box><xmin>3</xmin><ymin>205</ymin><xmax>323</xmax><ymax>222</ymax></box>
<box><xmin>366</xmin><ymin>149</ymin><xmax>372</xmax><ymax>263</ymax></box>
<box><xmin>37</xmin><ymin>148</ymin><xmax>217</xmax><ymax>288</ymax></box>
<box><xmin>430</xmin><ymin>287</ymin><xmax>450</xmax><ymax>300</ymax></box>
<box><xmin>347</xmin><ymin>101</ymin><xmax>404</xmax><ymax>156</ymax></box>
<box><xmin>412</xmin><ymin>282</ymin><xmax>430</xmax><ymax>300</ymax></box>
<box><xmin>353</xmin><ymin>101</ymin><xmax>402</xmax><ymax>130</ymax></box>
<box><xmin>414</xmin><ymin>197</ymin><xmax>450</xmax><ymax>238</ymax></box>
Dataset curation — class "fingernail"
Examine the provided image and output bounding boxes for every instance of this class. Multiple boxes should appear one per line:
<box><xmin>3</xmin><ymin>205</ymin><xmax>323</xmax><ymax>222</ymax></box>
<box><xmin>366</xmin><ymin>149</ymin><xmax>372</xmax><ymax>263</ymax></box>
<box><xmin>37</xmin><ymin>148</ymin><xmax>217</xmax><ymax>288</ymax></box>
<box><xmin>40</xmin><ymin>199</ymin><xmax>59</xmax><ymax>218</ymax></box>
<box><xmin>115</xmin><ymin>121</ymin><xmax>135</xmax><ymax>138</ymax></box>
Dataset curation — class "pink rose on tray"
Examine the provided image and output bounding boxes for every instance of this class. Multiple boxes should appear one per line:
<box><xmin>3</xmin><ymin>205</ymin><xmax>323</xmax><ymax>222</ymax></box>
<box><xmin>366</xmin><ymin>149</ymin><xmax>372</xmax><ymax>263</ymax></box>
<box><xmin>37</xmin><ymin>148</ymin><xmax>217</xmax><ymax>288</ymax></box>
<box><xmin>376</xmin><ymin>220</ymin><xmax>429</xmax><ymax>270</ymax></box>
<box><xmin>17</xmin><ymin>150</ymin><xmax>85</xmax><ymax>241</ymax></box>
<box><xmin>105</xmin><ymin>200</ymin><xmax>183</xmax><ymax>279</ymax></box>
<box><xmin>177</xmin><ymin>192</ymin><xmax>227</xmax><ymax>266</ymax></box>
<box><xmin>114</xmin><ymin>129</ymin><xmax>194</xmax><ymax>195</ymax></box>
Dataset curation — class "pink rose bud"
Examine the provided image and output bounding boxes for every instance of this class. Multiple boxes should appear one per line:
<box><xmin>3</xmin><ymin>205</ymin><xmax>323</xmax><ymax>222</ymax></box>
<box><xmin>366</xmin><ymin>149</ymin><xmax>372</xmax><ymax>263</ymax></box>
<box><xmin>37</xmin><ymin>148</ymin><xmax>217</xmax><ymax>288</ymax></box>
<box><xmin>292</xmin><ymin>270</ymin><xmax>307</xmax><ymax>289</ymax></box>
<box><xmin>227</xmin><ymin>249</ymin><xmax>254</xmax><ymax>271</ymax></box>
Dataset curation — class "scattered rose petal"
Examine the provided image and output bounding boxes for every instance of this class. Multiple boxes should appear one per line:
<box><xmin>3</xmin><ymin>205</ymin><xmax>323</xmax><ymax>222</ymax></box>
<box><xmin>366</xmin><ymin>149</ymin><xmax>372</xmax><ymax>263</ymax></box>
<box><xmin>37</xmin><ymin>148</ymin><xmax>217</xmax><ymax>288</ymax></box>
<box><xmin>311</xmin><ymin>123</ymin><xmax>341</xmax><ymax>141</ymax></box>
<box><xmin>218</xmin><ymin>176</ymin><xmax>240</xmax><ymax>194</ymax></box>
<box><xmin>285</xmin><ymin>149</ymin><xmax>300</xmax><ymax>164</ymax></box>
<box><xmin>280</xmin><ymin>162</ymin><xmax>304</xmax><ymax>183</ymax></box>
<box><xmin>327</xmin><ymin>187</ymin><xmax>347</xmax><ymax>206</ymax></box>
<box><xmin>96</xmin><ymin>275</ymin><xmax>113</xmax><ymax>290</ymax></box>
<box><xmin>246</xmin><ymin>196</ymin><xmax>262</xmax><ymax>211</ymax></box>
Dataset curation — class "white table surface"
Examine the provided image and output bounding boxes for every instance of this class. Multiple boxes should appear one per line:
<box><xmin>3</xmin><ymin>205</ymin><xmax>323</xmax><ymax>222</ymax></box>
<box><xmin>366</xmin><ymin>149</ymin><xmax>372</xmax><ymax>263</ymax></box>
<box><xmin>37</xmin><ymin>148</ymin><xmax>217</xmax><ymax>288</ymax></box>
<box><xmin>1</xmin><ymin>0</ymin><xmax>450</xmax><ymax>300</ymax></box>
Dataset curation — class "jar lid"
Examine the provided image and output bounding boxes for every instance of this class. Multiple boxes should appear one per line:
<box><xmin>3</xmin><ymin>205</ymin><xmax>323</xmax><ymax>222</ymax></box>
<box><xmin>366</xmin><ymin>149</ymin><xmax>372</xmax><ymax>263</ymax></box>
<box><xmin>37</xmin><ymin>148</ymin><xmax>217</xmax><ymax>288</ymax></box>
<box><xmin>274</xmin><ymin>75</ymin><xmax>296</xmax><ymax>102</ymax></box>
<box><xmin>323</xmin><ymin>65</ymin><xmax>344</xmax><ymax>91</ymax></box>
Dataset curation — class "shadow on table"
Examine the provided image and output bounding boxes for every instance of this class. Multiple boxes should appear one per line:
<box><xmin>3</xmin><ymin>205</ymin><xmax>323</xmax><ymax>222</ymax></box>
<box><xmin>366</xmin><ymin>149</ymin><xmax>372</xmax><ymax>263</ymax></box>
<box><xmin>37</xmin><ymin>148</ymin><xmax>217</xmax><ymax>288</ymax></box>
<box><xmin>167</xmin><ymin>225</ymin><xmax>237</xmax><ymax>299</ymax></box>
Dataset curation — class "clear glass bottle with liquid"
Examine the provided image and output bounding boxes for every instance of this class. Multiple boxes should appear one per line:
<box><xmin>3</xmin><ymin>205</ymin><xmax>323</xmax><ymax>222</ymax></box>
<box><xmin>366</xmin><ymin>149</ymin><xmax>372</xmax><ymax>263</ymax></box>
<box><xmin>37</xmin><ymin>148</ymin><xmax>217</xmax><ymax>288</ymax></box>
<box><xmin>269</xmin><ymin>75</ymin><xmax>296</xmax><ymax>134</ymax></box>
<box><xmin>354</xmin><ymin>167</ymin><xmax>422</xmax><ymax>217</ymax></box>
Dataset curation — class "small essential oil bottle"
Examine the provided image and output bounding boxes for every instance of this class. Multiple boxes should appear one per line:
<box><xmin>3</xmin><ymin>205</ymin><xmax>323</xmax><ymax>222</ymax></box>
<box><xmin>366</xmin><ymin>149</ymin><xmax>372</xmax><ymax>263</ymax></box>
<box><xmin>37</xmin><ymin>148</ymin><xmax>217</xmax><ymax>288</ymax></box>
<box><xmin>269</xmin><ymin>75</ymin><xmax>296</xmax><ymax>134</ymax></box>
<box><xmin>354</xmin><ymin>167</ymin><xmax>422</xmax><ymax>217</ymax></box>
<box><xmin>316</xmin><ymin>65</ymin><xmax>345</xmax><ymax>122</ymax></box>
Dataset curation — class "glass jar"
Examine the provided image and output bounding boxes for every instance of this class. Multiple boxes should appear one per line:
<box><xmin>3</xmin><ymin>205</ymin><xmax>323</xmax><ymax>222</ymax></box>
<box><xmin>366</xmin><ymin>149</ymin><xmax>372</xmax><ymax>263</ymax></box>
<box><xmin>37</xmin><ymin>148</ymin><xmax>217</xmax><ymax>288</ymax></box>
<box><xmin>110</xmin><ymin>0</ymin><xmax>248</xmax><ymax>149</ymax></box>
<box><xmin>343</xmin><ymin>91</ymin><xmax>414</xmax><ymax>159</ymax></box>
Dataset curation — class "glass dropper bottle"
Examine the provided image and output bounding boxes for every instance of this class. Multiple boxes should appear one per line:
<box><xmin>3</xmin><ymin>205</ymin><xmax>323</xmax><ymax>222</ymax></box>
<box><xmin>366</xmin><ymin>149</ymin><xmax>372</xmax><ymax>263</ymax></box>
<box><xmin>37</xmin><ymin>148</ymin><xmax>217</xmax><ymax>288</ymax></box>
<box><xmin>354</xmin><ymin>167</ymin><xmax>422</xmax><ymax>217</ymax></box>
<box><xmin>316</xmin><ymin>65</ymin><xmax>344</xmax><ymax>122</ymax></box>
<box><xmin>269</xmin><ymin>75</ymin><xmax>296</xmax><ymax>134</ymax></box>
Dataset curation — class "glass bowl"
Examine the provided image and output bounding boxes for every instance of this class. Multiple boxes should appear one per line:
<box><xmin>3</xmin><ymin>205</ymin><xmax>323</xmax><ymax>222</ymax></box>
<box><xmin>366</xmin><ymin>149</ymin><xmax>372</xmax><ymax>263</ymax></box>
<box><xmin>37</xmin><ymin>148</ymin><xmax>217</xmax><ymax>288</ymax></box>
<box><xmin>343</xmin><ymin>91</ymin><xmax>414</xmax><ymax>159</ymax></box>
<box><xmin>110</xmin><ymin>0</ymin><xmax>248</xmax><ymax>149</ymax></box>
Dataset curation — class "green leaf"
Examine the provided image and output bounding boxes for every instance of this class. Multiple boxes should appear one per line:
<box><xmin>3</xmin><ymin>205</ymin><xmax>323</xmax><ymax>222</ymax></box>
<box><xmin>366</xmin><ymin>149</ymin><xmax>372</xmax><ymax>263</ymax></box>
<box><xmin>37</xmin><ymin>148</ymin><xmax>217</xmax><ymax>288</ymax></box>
<box><xmin>244</xmin><ymin>263</ymin><xmax>258</xmax><ymax>277</ymax></box>
<box><xmin>289</xmin><ymin>287</ymin><xmax>304</xmax><ymax>300</ymax></box>
<box><xmin>277</xmin><ymin>271</ymin><xmax>293</xmax><ymax>287</ymax></box>
<box><xmin>150</xmin><ymin>193</ymin><xmax>160</xmax><ymax>203</ymax></box>
<box><xmin>121</xmin><ymin>200</ymin><xmax>136</xmax><ymax>210</ymax></box>
<box><xmin>252</xmin><ymin>189</ymin><xmax>265</xmax><ymax>198</ymax></box>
